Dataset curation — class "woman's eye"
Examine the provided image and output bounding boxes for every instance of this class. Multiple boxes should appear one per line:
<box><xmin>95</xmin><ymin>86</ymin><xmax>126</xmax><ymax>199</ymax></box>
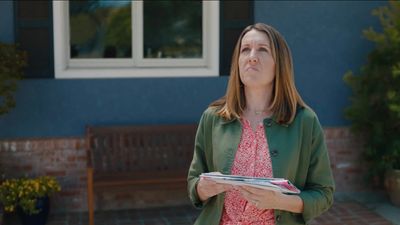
<box><xmin>241</xmin><ymin>48</ymin><xmax>250</xmax><ymax>53</ymax></box>
<box><xmin>260</xmin><ymin>48</ymin><xmax>269</xmax><ymax>52</ymax></box>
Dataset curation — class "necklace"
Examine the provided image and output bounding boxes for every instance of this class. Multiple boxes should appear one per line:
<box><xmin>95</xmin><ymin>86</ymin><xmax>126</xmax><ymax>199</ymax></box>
<box><xmin>245</xmin><ymin>107</ymin><xmax>269</xmax><ymax>116</ymax></box>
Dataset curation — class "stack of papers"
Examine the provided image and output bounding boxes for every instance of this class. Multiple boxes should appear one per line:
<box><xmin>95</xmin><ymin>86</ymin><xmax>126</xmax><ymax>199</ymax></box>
<box><xmin>200</xmin><ymin>172</ymin><xmax>300</xmax><ymax>194</ymax></box>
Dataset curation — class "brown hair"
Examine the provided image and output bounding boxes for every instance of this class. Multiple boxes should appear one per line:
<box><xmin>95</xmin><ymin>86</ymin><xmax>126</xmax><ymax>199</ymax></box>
<box><xmin>210</xmin><ymin>23</ymin><xmax>306</xmax><ymax>124</ymax></box>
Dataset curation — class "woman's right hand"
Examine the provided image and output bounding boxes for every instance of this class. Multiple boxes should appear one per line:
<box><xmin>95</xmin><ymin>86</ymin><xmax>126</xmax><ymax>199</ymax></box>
<box><xmin>196</xmin><ymin>177</ymin><xmax>233</xmax><ymax>202</ymax></box>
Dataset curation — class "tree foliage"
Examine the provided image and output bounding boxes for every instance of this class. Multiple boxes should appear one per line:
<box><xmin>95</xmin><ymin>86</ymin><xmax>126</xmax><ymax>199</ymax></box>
<box><xmin>0</xmin><ymin>43</ymin><xmax>27</xmax><ymax>115</ymax></box>
<box><xmin>344</xmin><ymin>1</ymin><xmax>400</xmax><ymax>179</ymax></box>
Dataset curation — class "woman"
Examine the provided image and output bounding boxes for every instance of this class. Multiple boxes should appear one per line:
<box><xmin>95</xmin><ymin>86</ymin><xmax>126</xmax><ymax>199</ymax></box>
<box><xmin>187</xmin><ymin>23</ymin><xmax>334</xmax><ymax>225</ymax></box>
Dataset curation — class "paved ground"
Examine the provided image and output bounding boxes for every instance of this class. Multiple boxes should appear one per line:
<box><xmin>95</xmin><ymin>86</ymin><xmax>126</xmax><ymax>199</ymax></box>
<box><xmin>310</xmin><ymin>201</ymin><xmax>394</xmax><ymax>225</ymax></box>
<box><xmin>3</xmin><ymin>192</ymin><xmax>399</xmax><ymax>225</ymax></box>
<box><xmin>334</xmin><ymin>192</ymin><xmax>400</xmax><ymax>225</ymax></box>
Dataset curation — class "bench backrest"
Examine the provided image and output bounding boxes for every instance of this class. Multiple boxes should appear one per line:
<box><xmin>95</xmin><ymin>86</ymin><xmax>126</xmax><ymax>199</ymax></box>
<box><xmin>86</xmin><ymin>124</ymin><xmax>198</xmax><ymax>177</ymax></box>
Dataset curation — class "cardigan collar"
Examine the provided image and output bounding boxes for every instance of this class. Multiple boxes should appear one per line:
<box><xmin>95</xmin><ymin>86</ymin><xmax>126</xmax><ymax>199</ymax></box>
<box><xmin>218</xmin><ymin>105</ymin><xmax>304</xmax><ymax>127</ymax></box>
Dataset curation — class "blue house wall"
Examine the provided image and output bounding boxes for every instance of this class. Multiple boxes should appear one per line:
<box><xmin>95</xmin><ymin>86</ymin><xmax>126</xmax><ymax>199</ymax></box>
<box><xmin>254</xmin><ymin>1</ymin><xmax>383</xmax><ymax>129</ymax></box>
<box><xmin>0</xmin><ymin>0</ymin><xmax>14</xmax><ymax>43</ymax></box>
<box><xmin>0</xmin><ymin>1</ymin><xmax>385</xmax><ymax>138</ymax></box>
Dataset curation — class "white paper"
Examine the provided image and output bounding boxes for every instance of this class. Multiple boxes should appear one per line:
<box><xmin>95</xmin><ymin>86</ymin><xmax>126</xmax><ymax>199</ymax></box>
<box><xmin>200</xmin><ymin>172</ymin><xmax>300</xmax><ymax>194</ymax></box>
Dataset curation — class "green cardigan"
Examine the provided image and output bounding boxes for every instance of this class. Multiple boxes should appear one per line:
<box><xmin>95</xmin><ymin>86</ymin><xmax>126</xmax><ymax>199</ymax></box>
<box><xmin>187</xmin><ymin>106</ymin><xmax>335</xmax><ymax>225</ymax></box>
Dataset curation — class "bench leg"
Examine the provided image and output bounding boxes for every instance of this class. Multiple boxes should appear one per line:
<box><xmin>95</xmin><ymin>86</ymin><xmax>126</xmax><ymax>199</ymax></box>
<box><xmin>87</xmin><ymin>168</ymin><xmax>94</xmax><ymax>225</ymax></box>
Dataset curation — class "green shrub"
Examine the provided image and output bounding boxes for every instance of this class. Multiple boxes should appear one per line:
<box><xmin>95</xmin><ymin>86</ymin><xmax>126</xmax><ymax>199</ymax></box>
<box><xmin>0</xmin><ymin>43</ymin><xmax>27</xmax><ymax>115</ymax></box>
<box><xmin>344</xmin><ymin>1</ymin><xmax>400</xmax><ymax>180</ymax></box>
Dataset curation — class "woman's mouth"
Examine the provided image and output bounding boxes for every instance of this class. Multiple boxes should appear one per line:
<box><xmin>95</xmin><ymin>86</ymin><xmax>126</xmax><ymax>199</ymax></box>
<box><xmin>246</xmin><ymin>66</ymin><xmax>259</xmax><ymax>72</ymax></box>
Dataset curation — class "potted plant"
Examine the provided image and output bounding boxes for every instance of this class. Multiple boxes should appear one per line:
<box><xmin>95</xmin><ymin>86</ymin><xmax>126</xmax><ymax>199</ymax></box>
<box><xmin>0</xmin><ymin>204</ymin><xmax>3</xmax><ymax>225</ymax></box>
<box><xmin>0</xmin><ymin>42</ymin><xmax>27</xmax><ymax>116</ymax></box>
<box><xmin>343</xmin><ymin>1</ymin><xmax>400</xmax><ymax>206</ymax></box>
<box><xmin>0</xmin><ymin>176</ymin><xmax>61</xmax><ymax>225</ymax></box>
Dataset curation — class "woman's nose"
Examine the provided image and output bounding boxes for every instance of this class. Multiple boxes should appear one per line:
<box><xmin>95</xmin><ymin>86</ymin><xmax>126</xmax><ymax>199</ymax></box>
<box><xmin>248</xmin><ymin>49</ymin><xmax>258</xmax><ymax>64</ymax></box>
<box><xmin>248</xmin><ymin>56</ymin><xmax>258</xmax><ymax>64</ymax></box>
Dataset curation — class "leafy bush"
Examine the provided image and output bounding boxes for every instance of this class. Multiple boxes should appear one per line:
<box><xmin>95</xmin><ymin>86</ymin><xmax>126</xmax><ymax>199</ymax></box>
<box><xmin>344</xmin><ymin>1</ymin><xmax>400</xmax><ymax>180</ymax></box>
<box><xmin>0</xmin><ymin>43</ymin><xmax>27</xmax><ymax>115</ymax></box>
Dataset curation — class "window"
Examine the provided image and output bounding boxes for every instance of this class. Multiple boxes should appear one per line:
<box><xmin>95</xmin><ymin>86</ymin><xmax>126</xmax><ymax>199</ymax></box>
<box><xmin>53</xmin><ymin>1</ymin><xmax>219</xmax><ymax>78</ymax></box>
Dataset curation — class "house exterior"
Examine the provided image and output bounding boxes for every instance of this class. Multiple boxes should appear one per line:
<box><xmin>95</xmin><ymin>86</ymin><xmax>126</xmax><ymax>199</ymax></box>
<box><xmin>0</xmin><ymin>1</ymin><xmax>386</xmax><ymax>213</ymax></box>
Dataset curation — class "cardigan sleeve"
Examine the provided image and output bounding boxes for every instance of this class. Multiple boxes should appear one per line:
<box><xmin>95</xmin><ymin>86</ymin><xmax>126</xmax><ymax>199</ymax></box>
<box><xmin>298</xmin><ymin>115</ymin><xmax>335</xmax><ymax>223</ymax></box>
<box><xmin>187</xmin><ymin>110</ymin><xmax>210</xmax><ymax>209</ymax></box>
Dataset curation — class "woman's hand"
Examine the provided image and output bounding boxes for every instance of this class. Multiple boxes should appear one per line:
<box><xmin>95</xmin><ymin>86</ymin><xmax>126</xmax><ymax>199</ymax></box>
<box><xmin>237</xmin><ymin>186</ymin><xmax>304</xmax><ymax>213</ymax></box>
<box><xmin>196</xmin><ymin>177</ymin><xmax>233</xmax><ymax>202</ymax></box>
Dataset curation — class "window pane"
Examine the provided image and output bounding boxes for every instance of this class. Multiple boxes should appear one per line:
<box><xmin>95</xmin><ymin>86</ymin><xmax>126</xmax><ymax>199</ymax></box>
<box><xmin>143</xmin><ymin>1</ymin><xmax>202</xmax><ymax>58</ymax></box>
<box><xmin>69</xmin><ymin>0</ymin><xmax>131</xmax><ymax>58</ymax></box>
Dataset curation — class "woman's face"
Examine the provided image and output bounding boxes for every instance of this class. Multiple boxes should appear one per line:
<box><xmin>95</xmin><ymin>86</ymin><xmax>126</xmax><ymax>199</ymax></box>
<box><xmin>239</xmin><ymin>29</ymin><xmax>275</xmax><ymax>90</ymax></box>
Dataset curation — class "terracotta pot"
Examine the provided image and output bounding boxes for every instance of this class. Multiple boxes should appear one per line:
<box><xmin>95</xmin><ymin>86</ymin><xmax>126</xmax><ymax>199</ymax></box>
<box><xmin>384</xmin><ymin>169</ymin><xmax>400</xmax><ymax>206</ymax></box>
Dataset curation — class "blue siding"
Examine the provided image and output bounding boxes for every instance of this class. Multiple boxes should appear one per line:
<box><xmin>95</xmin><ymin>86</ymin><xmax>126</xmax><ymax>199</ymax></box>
<box><xmin>0</xmin><ymin>1</ymin><xmax>387</xmax><ymax>138</ymax></box>
<box><xmin>255</xmin><ymin>1</ymin><xmax>385</xmax><ymax>127</ymax></box>
<box><xmin>0</xmin><ymin>78</ymin><xmax>228</xmax><ymax>137</ymax></box>
<box><xmin>0</xmin><ymin>0</ymin><xmax>14</xmax><ymax>43</ymax></box>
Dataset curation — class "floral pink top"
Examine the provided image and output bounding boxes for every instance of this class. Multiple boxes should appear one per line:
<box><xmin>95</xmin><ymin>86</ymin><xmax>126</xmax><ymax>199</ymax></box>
<box><xmin>220</xmin><ymin>119</ymin><xmax>275</xmax><ymax>225</ymax></box>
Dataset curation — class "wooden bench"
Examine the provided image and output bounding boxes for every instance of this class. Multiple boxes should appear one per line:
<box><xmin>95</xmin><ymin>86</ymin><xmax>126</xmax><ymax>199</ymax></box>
<box><xmin>85</xmin><ymin>124</ymin><xmax>198</xmax><ymax>225</ymax></box>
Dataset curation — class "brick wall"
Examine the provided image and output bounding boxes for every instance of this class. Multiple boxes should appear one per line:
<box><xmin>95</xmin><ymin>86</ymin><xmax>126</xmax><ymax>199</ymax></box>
<box><xmin>324</xmin><ymin>127</ymin><xmax>368</xmax><ymax>191</ymax></box>
<box><xmin>0</xmin><ymin>127</ymin><xmax>369</xmax><ymax>213</ymax></box>
<box><xmin>0</xmin><ymin>138</ymin><xmax>87</xmax><ymax>212</ymax></box>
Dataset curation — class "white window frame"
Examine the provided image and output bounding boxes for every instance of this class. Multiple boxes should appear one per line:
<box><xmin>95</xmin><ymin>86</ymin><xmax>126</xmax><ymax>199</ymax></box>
<box><xmin>53</xmin><ymin>1</ymin><xmax>219</xmax><ymax>79</ymax></box>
